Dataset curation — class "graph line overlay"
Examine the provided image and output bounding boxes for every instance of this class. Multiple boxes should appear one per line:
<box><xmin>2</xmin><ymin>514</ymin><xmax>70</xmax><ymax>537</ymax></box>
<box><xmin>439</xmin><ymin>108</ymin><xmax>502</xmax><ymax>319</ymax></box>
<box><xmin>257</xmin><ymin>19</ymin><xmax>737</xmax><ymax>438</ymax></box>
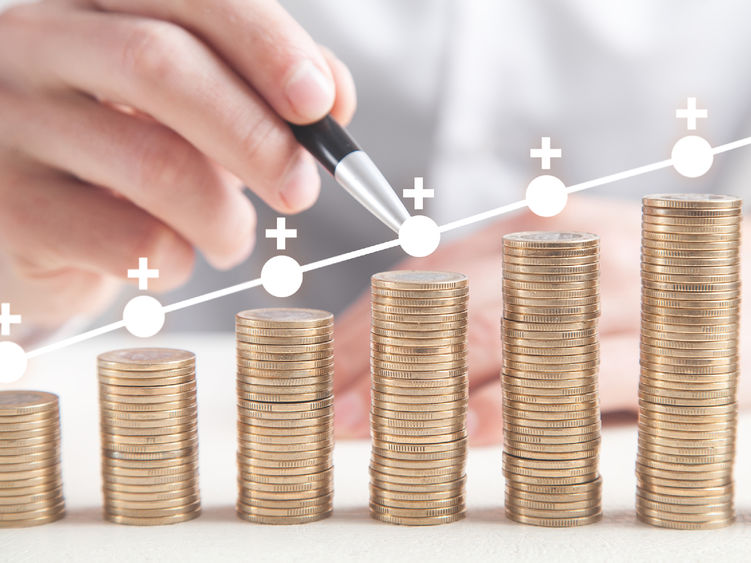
<box><xmin>24</xmin><ymin>135</ymin><xmax>751</xmax><ymax>360</ymax></box>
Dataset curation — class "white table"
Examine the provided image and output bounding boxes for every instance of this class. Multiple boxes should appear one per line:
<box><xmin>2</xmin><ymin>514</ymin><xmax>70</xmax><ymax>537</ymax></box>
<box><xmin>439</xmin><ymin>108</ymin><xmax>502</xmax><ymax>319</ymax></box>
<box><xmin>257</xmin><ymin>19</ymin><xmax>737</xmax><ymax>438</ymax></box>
<box><xmin>2</xmin><ymin>332</ymin><xmax>750</xmax><ymax>562</ymax></box>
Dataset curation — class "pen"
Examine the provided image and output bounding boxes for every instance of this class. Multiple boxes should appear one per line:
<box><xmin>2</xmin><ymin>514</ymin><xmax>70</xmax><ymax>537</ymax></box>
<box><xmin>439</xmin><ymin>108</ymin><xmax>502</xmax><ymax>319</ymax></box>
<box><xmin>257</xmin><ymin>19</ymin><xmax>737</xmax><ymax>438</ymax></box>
<box><xmin>289</xmin><ymin>115</ymin><xmax>411</xmax><ymax>233</ymax></box>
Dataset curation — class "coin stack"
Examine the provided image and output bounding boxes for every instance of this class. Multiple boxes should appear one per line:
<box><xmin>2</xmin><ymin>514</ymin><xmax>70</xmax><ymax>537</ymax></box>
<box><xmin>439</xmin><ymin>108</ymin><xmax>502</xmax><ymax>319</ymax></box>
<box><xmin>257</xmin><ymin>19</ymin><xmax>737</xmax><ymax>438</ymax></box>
<box><xmin>369</xmin><ymin>271</ymin><xmax>469</xmax><ymax>526</ymax></box>
<box><xmin>97</xmin><ymin>348</ymin><xmax>201</xmax><ymax>525</ymax></box>
<box><xmin>501</xmin><ymin>232</ymin><xmax>602</xmax><ymax>527</ymax></box>
<box><xmin>637</xmin><ymin>194</ymin><xmax>742</xmax><ymax>530</ymax></box>
<box><xmin>235</xmin><ymin>308</ymin><xmax>334</xmax><ymax>524</ymax></box>
<box><xmin>0</xmin><ymin>391</ymin><xmax>65</xmax><ymax>527</ymax></box>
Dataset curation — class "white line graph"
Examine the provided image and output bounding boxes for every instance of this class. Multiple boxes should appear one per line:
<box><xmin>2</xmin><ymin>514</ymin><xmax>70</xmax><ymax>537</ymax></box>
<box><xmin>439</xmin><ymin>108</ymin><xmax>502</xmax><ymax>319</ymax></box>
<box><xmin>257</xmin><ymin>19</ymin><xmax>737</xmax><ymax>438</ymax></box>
<box><xmin>23</xmin><ymin>134</ymin><xmax>751</xmax><ymax>361</ymax></box>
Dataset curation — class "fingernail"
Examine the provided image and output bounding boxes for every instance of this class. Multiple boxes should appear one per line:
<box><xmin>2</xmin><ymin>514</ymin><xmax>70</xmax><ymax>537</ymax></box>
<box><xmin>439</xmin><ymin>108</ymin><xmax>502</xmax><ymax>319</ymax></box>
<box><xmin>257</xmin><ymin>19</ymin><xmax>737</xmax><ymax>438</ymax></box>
<box><xmin>285</xmin><ymin>59</ymin><xmax>334</xmax><ymax>120</ymax></box>
<box><xmin>466</xmin><ymin>408</ymin><xmax>480</xmax><ymax>438</ymax></box>
<box><xmin>280</xmin><ymin>152</ymin><xmax>320</xmax><ymax>212</ymax></box>
<box><xmin>336</xmin><ymin>391</ymin><xmax>366</xmax><ymax>434</ymax></box>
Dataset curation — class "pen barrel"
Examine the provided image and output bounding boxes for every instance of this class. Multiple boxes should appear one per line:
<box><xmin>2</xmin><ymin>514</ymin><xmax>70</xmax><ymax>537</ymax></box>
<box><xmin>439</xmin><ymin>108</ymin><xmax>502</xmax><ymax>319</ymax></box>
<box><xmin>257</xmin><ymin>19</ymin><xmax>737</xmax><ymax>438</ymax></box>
<box><xmin>289</xmin><ymin>115</ymin><xmax>360</xmax><ymax>175</ymax></box>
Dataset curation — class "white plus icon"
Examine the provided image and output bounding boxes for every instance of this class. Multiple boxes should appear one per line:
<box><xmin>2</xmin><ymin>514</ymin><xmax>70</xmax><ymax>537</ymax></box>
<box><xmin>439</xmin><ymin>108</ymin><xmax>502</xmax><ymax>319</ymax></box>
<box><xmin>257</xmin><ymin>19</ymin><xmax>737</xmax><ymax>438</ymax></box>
<box><xmin>402</xmin><ymin>177</ymin><xmax>434</xmax><ymax>211</ymax></box>
<box><xmin>676</xmin><ymin>97</ymin><xmax>708</xmax><ymax>130</ymax></box>
<box><xmin>265</xmin><ymin>217</ymin><xmax>297</xmax><ymax>250</ymax></box>
<box><xmin>0</xmin><ymin>303</ymin><xmax>21</xmax><ymax>336</ymax></box>
<box><xmin>530</xmin><ymin>137</ymin><xmax>562</xmax><ymax>170</ymax></box>
<box><xmin>127</xmin><ymin>257</ymin><xmax>160</xmax><ymax>291</ymax></box>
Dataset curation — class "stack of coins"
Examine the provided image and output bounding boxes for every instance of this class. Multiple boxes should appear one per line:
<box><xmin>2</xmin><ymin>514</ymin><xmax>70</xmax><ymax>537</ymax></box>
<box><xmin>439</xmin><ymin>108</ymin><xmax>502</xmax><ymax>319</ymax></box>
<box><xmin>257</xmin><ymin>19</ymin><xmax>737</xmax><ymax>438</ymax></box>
<box><xmin>0</xmin><ymin>391</ymin><xmax>65</xmax><ymax>527</ymax></box>
<box><xmin>97</xmin><ymin>348</ymin><xmax>201</xmax><ymax>525</ymax></box>
<box><xmin>369</xmin><ymin>271</ymin><xmax>469</xmax><ymax>526</ymax></box>
<box><xmin>235</xmin><ymin>308</ymin><xmax>334</xmax><ymax>524</ymax></box>
<box><xmin>637</xmin><ymin>194</ymin><xmax>741</xmax><ymax>530</ymax></box>
<box><xmin>501</xmin><ymin>232</ymin><xmax>602</xmax><ymax>527</ymax></box>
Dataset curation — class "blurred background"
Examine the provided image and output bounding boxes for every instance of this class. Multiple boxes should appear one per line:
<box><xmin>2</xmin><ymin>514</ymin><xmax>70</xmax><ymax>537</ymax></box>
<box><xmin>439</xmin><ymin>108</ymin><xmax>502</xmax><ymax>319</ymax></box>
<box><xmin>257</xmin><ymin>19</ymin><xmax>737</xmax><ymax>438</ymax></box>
<box><xmin>3</xmin><ymin>0</ymin><xmax>751</xmax><ymax>336</ymax></box>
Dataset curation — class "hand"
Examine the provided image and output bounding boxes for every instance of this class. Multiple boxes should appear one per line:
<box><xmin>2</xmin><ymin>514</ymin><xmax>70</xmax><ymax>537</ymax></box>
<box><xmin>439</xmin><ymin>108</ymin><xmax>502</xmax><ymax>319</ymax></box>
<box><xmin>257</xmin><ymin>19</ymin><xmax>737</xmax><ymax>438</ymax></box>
<box><xmin>333</xmin><ymin>195</ymin><xmax>645</xmax><ymax>445</ymax></box>
<box><xmin>0</xmin><ymin>0</ymin><xmax>356</xmax><ymax>328</ymax></box>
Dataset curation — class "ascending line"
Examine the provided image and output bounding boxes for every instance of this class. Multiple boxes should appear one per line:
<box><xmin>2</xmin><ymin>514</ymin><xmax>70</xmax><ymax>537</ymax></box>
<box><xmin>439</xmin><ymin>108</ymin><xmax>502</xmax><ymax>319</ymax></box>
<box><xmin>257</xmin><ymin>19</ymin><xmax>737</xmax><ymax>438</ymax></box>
<box><xmin>24</xmin><ymin>134</ymin><xmax>751</xmax><ymax>360</ymax></box>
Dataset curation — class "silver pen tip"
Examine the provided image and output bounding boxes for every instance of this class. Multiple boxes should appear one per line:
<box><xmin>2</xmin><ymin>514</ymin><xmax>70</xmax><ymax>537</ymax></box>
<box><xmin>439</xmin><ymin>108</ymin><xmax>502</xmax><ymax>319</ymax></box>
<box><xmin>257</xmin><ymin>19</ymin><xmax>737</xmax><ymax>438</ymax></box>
<box><xmin>334</xmin><ymin>151</ymin><xmax>411</xmax><ymax>234</ymax></box>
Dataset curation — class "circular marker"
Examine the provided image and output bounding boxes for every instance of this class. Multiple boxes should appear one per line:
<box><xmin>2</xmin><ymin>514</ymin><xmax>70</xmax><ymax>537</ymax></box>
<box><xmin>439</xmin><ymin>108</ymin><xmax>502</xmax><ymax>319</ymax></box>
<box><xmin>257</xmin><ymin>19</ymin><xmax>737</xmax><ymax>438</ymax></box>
<box><xmin>672</xmin><ymin>135</ymin><xmax>714</xmax><ymax>178</ymax></box>
<box><xmin>123</xmin><ymin>295</ymin><xmax>165</xmax><ymax>338</ymax></box>
<box><xmin>261</xmin><ymin>255</ymin><xmax>304</xmax><ymax>298</ymax></box>
<box><xmin>399</xmin><ymin>215</ymin><xmax>441</xmax><ymax>258</ymax></box>
<box><xmin>526</xmin><ymin>174</ymin><xmax>568</xmax><ymax>217</ymax></box>
<box><xmin>0</xmin><ymin>341</ymin><xmax>27</xmax><ymax>384</ymax></box>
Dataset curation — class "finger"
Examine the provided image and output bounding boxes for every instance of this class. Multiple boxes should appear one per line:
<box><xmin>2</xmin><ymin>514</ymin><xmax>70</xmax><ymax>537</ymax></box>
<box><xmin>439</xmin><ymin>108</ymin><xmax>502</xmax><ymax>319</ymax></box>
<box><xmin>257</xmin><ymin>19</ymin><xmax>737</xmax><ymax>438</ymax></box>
<box><xmin>335</xmin><ymin>377</ymin><xmax>370</xmax><ymax>440</ymax></box>
<box><xmin>467</xmin><ymin>380</ymin><xmax>502</xmax><ymax>446</ymax></box>
<box><xmin>0</xmin><ymin>260</ymin><xmax>119</xmax><ymax>330</ymax></box>
<box><xmin>0</xmin><ymin>162</ymin><xmax>195</xmax><ymax>294</ymax></box>
<box><xmin>3</xmin><ymin>87</ymin><xmax>255</xmax><ymax>269</ymax></box>
<box><xmin>1</xmin><ymin>4</ymin><xmax>320</xmax><ymax>213</ymax></box>
<box><xmin>92</xmin><ymin>0</ymin><xmax>341</xmax><ymax>124</ymax></box>
<box><xmin>319</xmin><ymin>45</ymin><xmax>357</xmax><ymax>126</ymax></box>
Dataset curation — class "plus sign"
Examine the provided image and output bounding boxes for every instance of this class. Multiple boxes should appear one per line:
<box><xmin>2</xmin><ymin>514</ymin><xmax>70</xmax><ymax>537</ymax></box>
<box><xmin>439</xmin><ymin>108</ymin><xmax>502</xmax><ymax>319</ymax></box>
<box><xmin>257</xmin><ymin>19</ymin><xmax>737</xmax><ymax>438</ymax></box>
<box><xmin>676</xmin><ymin>97</ymin><xmax>708</xmax><ymax>130</ymax></box>
<box><xmin>265</xmin><ymin>217</ymin><xmax>297</xmax><ymax>250</ymax></box>
<box><xmin>530</xmin><ymin>137</ymin><xmax>562</xmax><ymax>170</ymax></box>
<box><xmin>0</xmin><ymin>303</ymin><xmax>21</xmax><ymax>337</ymax></box>
<box><xmin>402</xmin><ymin>177</ymin><xmax>434</xmax><ymax>211</ymax></box>
<box><xmin>127</xmin><ymin>257</ymin><xmax>160</xmax><ymax>291</ymax></box>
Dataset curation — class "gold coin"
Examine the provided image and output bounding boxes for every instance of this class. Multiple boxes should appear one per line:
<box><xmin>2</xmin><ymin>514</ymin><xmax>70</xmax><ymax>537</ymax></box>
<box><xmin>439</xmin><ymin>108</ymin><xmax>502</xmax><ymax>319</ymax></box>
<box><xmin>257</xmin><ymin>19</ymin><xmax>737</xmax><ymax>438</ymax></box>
<box><xmin>503</xmin><ymin>231</ymin><xmax>599</xmax><ymax>248</ymax></box>
<box><xmin>371</xmin><ymin>296</ymin><xmax>468</xmax><ymax>309</ymax></box>
<box><xmin>240</xmin><ymin>469</ymin><xmax>332</xmax><ymax>488</ymax></box>
<box><xmin>236</xmin><ymin>351</ymin><xmax>333</xmax><ymax>363</ymax></box>
<box><xmin>636</xmin><ymin>512</ymin><xmax>734</xmax><ymax>530</ymax></box>
<box><xmin>370</xmin><ymin>311</ymin><xmax>468</xmax><ymax>325</ymax></box>
<box><xmin>503</xmin><ymin>441</ymin><xmax>600</xmax><ymax>458</ymax></box>
<box><xmin>371</xmin><ymin>271</ymin><xmax>468</xmax><ymax>291</ymax></box>
<box><xmin>502</xmin><ymin>453</ymin><xmax>596</xmax><ymax>470</ymax></box>
<box><xmin>237</xmin><ymin>407</ymin><xmax>332</xmax><ymax>423</ymax></box>
<box><xmin>236</xmin><ymin>308</ymin><xmax>332</xmax><ymax>328</ymax></box>
<box><xmin>371</xmin><ymin>327</ymin><xmax>468</xmax><ymax>341</ymax></box>
<box><xmin>236</xmin><ymin>510</ymin><xmax>331</xmax><ymax>525</ymax></box>
<box><xmin>104</xmin><ymin>508</ymin><xmax>200</xmax><ymax>526</ymax></box>
<box><xmin>98</xmin><ymin>348</ymin><xmax>194</xmax><ymax>371</ymax></box>
<box><xmin>370</xmin><ymin>510</ymin><xmax>465</xmax><ymax>526</ymax></box>
<box><xmin>0</xmin><ymin>391</ymin><xmax>59</xmax><ymax>417</ymax></box>
<box><xmin>503</xmin><ymin>254</ymin><xmax>599</xmax><ymax>266</ymax></box>
<box><xmin>237</xmin><ymin>397</ymin><xmax>333</xmax><ymax>413</ymax></box>
<box><xmin>503</xmin><ymin>471</ymin><xmax>599</xmax><ymax>487</ymax></box>
<box><xmin>236</xmin><ymin>341</ymin><xmax>333</xmax><ymax>353</ymax></box>
<box><xmin>235</xmin><ymin>326</ymin><xmax>332</xmax><ymax>339</ymax></box>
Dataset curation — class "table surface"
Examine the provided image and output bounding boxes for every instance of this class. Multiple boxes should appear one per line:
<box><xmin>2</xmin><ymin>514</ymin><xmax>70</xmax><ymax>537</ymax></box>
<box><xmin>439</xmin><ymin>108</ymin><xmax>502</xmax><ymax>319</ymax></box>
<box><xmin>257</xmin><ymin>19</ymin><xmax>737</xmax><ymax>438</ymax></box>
<box><xmin>2</xmin><ymin>332</ymin><xmax>750</xmax><ymax>562</ymax></box>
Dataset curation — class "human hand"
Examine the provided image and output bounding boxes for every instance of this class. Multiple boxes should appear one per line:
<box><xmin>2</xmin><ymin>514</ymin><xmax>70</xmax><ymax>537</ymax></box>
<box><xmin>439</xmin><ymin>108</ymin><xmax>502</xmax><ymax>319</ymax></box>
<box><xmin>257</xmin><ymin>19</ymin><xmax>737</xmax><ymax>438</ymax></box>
<box><xmin>0</xmin><ymin>0</ymin><xmax>355</xmax><ymax>328</ymax></box>
<box><xmin>333</xmin><ymin>195</ymin><xmax>644</xmax><ymax>445</ymax></box>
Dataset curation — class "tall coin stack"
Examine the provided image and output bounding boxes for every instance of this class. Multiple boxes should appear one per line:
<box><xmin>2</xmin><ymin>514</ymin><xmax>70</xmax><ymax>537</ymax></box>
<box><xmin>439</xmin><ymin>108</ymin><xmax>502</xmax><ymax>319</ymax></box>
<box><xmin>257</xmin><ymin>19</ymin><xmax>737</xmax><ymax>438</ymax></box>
<box><xmin>369</xmin><ymin>271</ymin><xmax>469</xmax><ymax>526</ymax></box>
<box><xmin>501</xmin><ymin>232</ymin><xmax>602</xmax><ymax>527</ymax></box>
<box><xmin>97</xmin><ymin>348</ymin><xmax>201</xmax><ymax>525</ymax></box>
<box><xmin>235</xmin><ymin>308</ymin><xmax>334</xmax><ymax>524</ymax></box>
<box><xmin>637</xmin><ymin>194</ymin><xmax>741</xmax><ymax>530</ymax></box>
<box><xmin>0</xmin><ymin>391</ymin><xmax>65</xmax><ymax>527</ymax></box>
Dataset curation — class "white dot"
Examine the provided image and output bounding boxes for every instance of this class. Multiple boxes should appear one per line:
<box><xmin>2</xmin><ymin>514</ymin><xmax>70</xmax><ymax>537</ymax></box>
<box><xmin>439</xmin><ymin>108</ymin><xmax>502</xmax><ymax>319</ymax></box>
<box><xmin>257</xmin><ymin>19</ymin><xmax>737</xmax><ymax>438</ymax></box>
<box><xmin>399</xmin><ymin>215</ymin><xmax>441</xmax><ymax>258</ymax></box>
<box><xmin>261</xmin><ymin>255</ymin><xmax>303</xmax><ymax>298</ymax></box>
<box><xmin>123</xmin><ymin>295</ymin><xmax>165</xmax><ymax>338</ymax></box>
<box><xmin>0</xmin><ymin>341</ymin><xmax>27</xmax><ymax>383</ymax></box>
<box><xmin>672</xmin><ymin>135</ymin><xmax>714</xmax><ymax>178</ymax></box>
<box><xmin>526</xmin><ymin>175</ymin><xmax>568</xmax><ymax>217</ymax></box>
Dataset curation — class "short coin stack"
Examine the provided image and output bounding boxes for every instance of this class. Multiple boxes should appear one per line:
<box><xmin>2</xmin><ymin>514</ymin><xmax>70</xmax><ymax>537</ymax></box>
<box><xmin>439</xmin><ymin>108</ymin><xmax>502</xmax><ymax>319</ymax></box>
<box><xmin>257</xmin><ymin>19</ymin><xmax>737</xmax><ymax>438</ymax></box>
<box><xmin>637</xmin><ymin>194</ymin><xmax>742</xmax><ymax>530</ymax></box>
<box><xmin>501</xmin><ymin>232</ymin><xmax>602</xmax><ymax>527</ymax></box>
<box><xmin>97</xmin><ymin>348</ymin><xmax>201</xmax><ymax>525</ymax></box>
<box><xmin>235</xmin><ymin>308</ymin><xmax>334</xmax><ymax>524</ymax></box>
<box><xmin>369</xmin><ymin>271</ymin><xmax>469</xmax><ymax>526</ymax></box>
<box><xmin>0</xmin><ymin>391</ymin><xmax>65</xmax><ymax>527</ymax></box>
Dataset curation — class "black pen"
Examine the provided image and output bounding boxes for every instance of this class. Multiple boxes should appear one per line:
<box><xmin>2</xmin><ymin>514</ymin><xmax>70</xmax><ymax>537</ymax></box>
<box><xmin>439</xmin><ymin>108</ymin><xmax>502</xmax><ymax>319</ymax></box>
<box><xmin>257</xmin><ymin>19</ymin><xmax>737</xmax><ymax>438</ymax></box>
<box><xmin>289</xmin><ymin>115</ymin><xmax>411</xmax><ymax>233</ymax></box>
